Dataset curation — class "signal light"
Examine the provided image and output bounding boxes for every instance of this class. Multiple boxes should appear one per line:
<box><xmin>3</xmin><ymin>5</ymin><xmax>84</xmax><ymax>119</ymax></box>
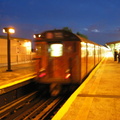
<box><xmin>39</xmin><ymin>72</ymin><xmax>46</xmax><ymax>78</ymax></box>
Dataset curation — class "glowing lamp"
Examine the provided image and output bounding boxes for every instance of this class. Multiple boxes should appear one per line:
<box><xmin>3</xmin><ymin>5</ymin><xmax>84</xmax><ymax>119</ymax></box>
<box><xmin>3</xmin><ymin>27</ymin><xmax>15</xmax><ymax>71</ymax></box>
<box><xmin>3</xmin><ymin>27</ymin><xmax>15</xmax><ymax>34</ymax></box>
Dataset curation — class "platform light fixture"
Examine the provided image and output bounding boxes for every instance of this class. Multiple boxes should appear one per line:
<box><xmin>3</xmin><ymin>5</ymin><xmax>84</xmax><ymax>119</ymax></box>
<box><xmin>3</xmin><ymin>27</ymin><xmax>15</xmax><ymax>71</ymax></box>
<box><xmin>3</xmin><ymin>27</ymin><xmax>15</xmax><ymax>34</ymax></box>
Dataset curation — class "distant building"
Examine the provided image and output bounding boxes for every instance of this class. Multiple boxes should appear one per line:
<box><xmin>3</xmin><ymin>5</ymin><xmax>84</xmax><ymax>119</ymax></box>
<box><xmin>0</xmin><ymin>35</ymin><xmax>35</xmax><ymax>65</ymax></box>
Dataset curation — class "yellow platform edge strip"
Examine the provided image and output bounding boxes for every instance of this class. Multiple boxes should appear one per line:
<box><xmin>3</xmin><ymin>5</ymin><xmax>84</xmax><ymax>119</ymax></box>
<box><xmin>0</xmin><ymin>73</ymin><xmax>36</xmax><ymax>89</ymax></box>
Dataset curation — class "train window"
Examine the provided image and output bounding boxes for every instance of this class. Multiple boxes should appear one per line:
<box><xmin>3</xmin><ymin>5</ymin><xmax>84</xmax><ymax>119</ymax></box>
<box><xmin>81</xmin><ymin>42</ymin><xmax>86</xmax><ymax>57</ymax></box>
<box><xmin>50</xmin><ymin>44</ymin><xmax>63</xmax><ymax>57</ymax></box>
<box><xmin>95</xmin><ymin>46</ymin><xmax>99</xmax><ymax>55</ymax></box>
<box><xmin>65</xmin><ymin>42</ymin><xmax>76</xmax><ymax>53</ymax></box>
<box><xmin>35</xmin><ymin>44</ymin><xmax>47</xmax><ymax>55</ymax></box>
<box><xmin>87</xmin><ymin>43</ymin><xmax>94</xmax><ymax>56</ymax></box>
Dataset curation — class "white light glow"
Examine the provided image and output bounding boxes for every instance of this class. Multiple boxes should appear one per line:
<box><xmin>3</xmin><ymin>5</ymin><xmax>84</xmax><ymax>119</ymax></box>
<box><xmin>50</xmin><ymin>44</ymin><xmax>63</xmax><ymax>57</ymax></box>
<box><xmin>9</xmin><ymin>28</ymin><xmax>15</xmax><ymax>33</ymax></box>
<box><xmin>33</xmin><ymin>35</ymin><xmax>36</xmax><ymax>38</ymax></box>
<box><xmin>24</xmin><ymin>41</ymin><xmax>31</xmax><ymax>54</ymax></box>
<box><xmin>38</xmin><ymin>34</ymin><xmax>41</xmax><ymax>37</ymax></box>
<box><xmin>3</xmin><ymin>29</ymin><xmax>6</xmax><ymax>33</ymax></box>
<box><xmin>24</xmin><ymin>42</ymin><xmax>31</xmax><ymax>47</ymax></box>
<box><xmin>3</xmin><ymin>28</ymin><xmax>15</xmax><ymax>33</ymax></box>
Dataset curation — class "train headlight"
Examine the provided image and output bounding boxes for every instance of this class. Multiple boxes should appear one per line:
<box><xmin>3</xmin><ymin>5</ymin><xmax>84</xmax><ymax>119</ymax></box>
<box><xmin>33</xmin><ymin>34</ymin><xmax>36</xmax><ymax>38</ymax></box>
<box><xmin>33</xmin><ymin>34</ymin><xmax>41</xmax><ymax>38</ymax></box>
<box><xmin>38</xmin><ymin>34</ymin><xmax>41</xmax><ymax>37</ymax></box>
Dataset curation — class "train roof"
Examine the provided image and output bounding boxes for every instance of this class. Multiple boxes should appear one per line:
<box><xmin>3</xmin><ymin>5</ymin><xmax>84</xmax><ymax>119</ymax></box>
<box><xmin>106</xmin><ymin>40</ymin><xmax>120</xmax><ymax>45</ymax></box>
<box><xmin>76</xmin><ymin>34</ymin><xmax>100</xmax><ymax>46</ymax></box>
<box><xmin>34</xmin><ymin>29</ymin><xmax>101</xmax><ymax>46</ymax></box>
<box><xmin>34</xmin><ymin>30</ymin><xmax>79</xmax><ymax>41</ymax></box>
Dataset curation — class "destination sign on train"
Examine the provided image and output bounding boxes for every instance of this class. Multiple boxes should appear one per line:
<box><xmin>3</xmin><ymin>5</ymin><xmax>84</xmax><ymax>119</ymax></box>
<box><xmin>46</xmin><ymin>32</ymin><xmax>63</xmax><ymax>39</ymax></box>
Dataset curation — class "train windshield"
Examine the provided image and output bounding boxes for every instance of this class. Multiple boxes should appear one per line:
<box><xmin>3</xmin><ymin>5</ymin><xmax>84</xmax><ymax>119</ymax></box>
<box><xmin>50</xmin><ymin>44</ymin><xmax>63</xmax><ymax>57</ymax></box>
<box><xmin>35</xmin><ymin>44</ymin><xmax>47</xmax><ymax>56</ymax></box>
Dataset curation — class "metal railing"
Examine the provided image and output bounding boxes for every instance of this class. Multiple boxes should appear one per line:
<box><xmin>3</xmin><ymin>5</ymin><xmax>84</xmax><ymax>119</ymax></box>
<box><xmin>0</xmin><ymin>54</ymin><xmax>36</xmax><ymax>67</ymax></box>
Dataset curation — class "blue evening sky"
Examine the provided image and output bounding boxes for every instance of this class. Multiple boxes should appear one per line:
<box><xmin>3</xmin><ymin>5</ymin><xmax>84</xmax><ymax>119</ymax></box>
<box><xmin>0</xmin><ymin>0</ymin><xmax>120</xmax><ymax>45</ymax></box>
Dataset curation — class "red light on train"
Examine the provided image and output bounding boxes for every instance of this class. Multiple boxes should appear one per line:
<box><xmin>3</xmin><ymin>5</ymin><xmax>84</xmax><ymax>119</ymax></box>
<box><xmin>39</xmin><ymin>72</ymin><xmax>46</xmax><ymax>77</ymax></box>
<box><xmin>65</xmin><ymin>73</ymin><xmax>71</xmax><ymax>79</ymax></box>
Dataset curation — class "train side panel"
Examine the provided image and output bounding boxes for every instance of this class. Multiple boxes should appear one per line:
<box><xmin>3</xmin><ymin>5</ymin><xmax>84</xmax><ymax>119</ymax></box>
<box><xmin>69</xmin><ymin>41</ymin><xmax>81</xmax><ymax>83</ymax></box>
<box><xmin>94</xmin><ymin>45</ymin><xmax>99</xmax><ymax>66</ymax></box>
<box><xmin>80</xmin><ymin>42</ymin><xmax>87</xmax><ymax>81</ymax></box>
<box><xmin>86</xmin><ymin>43</ymin><xmax>95</xmax><ymax>74</ymax></box>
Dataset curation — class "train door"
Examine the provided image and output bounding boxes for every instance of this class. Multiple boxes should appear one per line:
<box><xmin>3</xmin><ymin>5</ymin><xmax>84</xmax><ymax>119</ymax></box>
<box><xmin>47</xmin><ymin>42</ymin><xmax>66</xmax><ymax>82</ymax></box>
<box><xmin>35</xmin><ymin>42</ymin><xmax>48</xmax><ymax>80</ymax></box>
<box><xmin>64</xmin><ymin>41</ymin><xmax>80</xmax><ymax>83</ymax></box>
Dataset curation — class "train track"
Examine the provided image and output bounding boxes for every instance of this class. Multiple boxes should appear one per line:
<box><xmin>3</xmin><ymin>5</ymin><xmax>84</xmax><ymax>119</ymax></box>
<box><xmin>0</xmin><ymin>90</ymin><xmax>70</xmax><ymax>120</ymax></box>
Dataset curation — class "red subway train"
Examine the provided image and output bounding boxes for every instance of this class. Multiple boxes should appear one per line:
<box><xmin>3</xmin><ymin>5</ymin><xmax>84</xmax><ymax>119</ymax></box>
<box><xmin>33</xmin><ymin>29</ymin><xmax>107</xmax><ymax>96</ymax></box>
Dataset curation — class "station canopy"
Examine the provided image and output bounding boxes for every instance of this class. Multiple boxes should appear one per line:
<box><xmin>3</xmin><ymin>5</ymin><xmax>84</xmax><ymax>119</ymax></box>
<box><xmin>106</xmin><ymin>40</ymin><xmax>120</xmax><ymax>53</ymax></box>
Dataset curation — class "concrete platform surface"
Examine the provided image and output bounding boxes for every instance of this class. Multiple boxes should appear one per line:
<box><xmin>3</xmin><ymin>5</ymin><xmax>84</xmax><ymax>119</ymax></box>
<box><xmin>0</xmin><ymin>62</ymin><xmax>35</xmax><ymax>90</ymax></box>
<box><xmin>53</xmin><ymin>56</ymin><xmax>120</xmax><ymax>120</ymax></box>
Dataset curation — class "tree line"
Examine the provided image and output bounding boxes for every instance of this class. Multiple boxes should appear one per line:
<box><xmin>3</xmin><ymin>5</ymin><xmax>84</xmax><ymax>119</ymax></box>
<box><xmin>62</xmin><ymin>27</ymin><xmax>88</xmax><ymax>39</ymax></box>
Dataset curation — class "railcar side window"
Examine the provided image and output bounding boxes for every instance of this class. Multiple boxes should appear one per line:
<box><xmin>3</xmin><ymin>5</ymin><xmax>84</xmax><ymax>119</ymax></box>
<box><xmin>35</xmin><ymin>44</ymin><xmax>47</xmax><ymax>55</ymax></box>
<box><xmin>66</xmin><ymin>42</ymin><xmax>76</xmax><ymax>53</ymax></box>
<box><xmin>87</xmin><ymin>43</ymin><xmax>94</xmax><ymax>56</ymax></box>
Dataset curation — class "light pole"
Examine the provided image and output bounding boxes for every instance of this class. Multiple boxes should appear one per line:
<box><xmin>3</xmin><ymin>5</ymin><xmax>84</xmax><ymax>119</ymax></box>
<box><xmin>3</xmin><ymin>27</ymin><xmax>15</xmax><ymax>71</ymax></box>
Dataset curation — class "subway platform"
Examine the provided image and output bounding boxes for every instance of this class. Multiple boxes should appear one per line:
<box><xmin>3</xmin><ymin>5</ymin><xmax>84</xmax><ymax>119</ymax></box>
<box><xmin>0</xmin><ymin>62</ymin><xmax>36</xmax><ymax>94</ymax></box>
<box><xmin>53</xmin><ymin>56</ymin><xmax>120</xmax><ymax>120</ymax></box>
